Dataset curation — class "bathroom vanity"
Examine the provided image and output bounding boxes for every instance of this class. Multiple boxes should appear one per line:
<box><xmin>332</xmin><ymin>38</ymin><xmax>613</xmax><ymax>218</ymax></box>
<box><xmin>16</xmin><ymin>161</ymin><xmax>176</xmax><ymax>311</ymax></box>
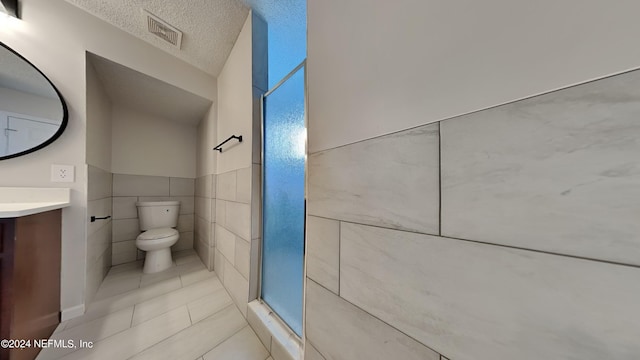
<box><xmin>0</xmin><ymin>188</ymin><xmax>70</xmax><ymax>360</ymax></box>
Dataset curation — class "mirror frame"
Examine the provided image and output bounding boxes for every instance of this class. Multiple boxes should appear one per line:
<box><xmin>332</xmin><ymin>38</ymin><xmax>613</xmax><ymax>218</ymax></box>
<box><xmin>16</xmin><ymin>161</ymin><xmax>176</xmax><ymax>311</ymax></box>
<box><xmin>0</xmin><ymin>42</ymin><xmax>68</xmax><ymax>161</ymax></box>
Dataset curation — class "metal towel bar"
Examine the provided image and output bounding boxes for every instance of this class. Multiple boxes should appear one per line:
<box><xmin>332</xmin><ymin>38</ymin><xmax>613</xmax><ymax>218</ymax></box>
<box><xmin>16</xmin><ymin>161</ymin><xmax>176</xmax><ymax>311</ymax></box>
<box><xmin>213</xmin><ymin>135</ymin><xmax>243</xmax><ymax>153</ymax></box>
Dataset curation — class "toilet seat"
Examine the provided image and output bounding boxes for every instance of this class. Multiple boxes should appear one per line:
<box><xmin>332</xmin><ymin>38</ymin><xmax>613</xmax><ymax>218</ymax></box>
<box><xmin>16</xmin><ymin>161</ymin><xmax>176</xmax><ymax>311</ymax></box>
<box><xmin>137</xmin><ymin>228</ymin><xmax>178</xmax><ymax>240</ymax></box>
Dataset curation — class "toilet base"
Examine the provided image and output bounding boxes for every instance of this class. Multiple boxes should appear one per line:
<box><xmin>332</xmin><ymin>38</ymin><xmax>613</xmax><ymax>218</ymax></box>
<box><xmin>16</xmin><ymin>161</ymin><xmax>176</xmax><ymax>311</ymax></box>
<box><xmin>143</xmin><ymin>248</ymin><xmax>173</xmax><ymax>274</ymax></box>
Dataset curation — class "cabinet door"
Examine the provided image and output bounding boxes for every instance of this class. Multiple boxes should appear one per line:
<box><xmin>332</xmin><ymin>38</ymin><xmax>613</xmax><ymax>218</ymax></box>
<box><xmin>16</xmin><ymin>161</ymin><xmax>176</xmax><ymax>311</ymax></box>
<box><xmin>0</xmin><ymin>219</ymin><xmax>15</xmax><ymax>360</ymax></box>
<box><xmin>12</xmin><ymin>211</ymin><xmax>61</xmax><ymax>360</ymax></box>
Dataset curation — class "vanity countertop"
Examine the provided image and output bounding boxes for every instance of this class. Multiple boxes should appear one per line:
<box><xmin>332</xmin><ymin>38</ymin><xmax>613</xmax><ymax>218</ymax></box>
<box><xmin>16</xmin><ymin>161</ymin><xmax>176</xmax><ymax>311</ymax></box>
<box><xmin>0</xmin><ymin>187</ymin><xmax>71</xmax><ymax>218</ymax></box>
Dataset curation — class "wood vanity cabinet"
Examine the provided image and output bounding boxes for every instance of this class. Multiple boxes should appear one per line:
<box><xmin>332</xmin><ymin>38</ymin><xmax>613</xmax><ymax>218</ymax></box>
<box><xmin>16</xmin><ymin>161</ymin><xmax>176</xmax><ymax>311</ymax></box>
<box><xmin>0</xmin><ymin>210</ymin><xmax>62</xmax><ymax>360</ymax></box>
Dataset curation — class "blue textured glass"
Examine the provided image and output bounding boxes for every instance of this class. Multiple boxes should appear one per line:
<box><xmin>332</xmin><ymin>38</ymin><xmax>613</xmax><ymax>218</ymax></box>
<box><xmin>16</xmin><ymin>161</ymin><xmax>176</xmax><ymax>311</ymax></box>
<box><xmin>243</xmin><ymin>0</ymin><xmax>307</xmax><ymax>87</ymax></box>
<box><xmin>261</xmin><ymin>66</ymin><xmax>305</xmax><ymax>336</ymax></box>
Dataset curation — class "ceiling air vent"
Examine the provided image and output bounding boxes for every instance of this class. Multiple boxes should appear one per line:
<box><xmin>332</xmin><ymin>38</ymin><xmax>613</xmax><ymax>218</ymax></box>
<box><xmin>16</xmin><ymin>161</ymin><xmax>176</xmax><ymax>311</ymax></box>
<box><xmin>143</xmin><ymin>10</ymin><xmax>183</xmax><ymax>49</ymax></box>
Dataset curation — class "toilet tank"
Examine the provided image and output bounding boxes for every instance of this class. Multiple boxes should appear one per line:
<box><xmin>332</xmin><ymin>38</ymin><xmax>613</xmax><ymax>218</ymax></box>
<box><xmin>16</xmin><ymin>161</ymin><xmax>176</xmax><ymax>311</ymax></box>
<box><xmin>136</xmin><ymin>201</ymin><xmax>180</xmax><ymax>230</ymax></box>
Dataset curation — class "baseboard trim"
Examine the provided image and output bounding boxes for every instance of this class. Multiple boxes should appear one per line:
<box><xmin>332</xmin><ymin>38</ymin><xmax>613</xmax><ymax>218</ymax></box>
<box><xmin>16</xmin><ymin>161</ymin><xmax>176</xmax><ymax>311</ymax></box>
<box><xmin>61</xmin><ymin>304</ymin><xmax>85</xmax><ymax>321</ymax></box>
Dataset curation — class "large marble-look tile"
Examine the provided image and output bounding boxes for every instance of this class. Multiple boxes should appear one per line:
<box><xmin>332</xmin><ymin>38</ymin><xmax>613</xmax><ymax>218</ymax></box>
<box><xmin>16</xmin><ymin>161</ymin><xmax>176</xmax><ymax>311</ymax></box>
<box><xmin>38</xmin><ymin>307</ymin><xmax>134</xmax><ymax>360</ymax></box>
<box><xmin>187</xmin><ymin>287</ymin><xmax>234</xmax><ymax>323</ymax></box>
<box><xmin>113</xmin><ymin>174</ymin><xmax>170</xmax><ymax>197</ymax></box>
<box><xmin>94</xmin><ymin>273</ymin><xmax>140</xmax><ymax>300</ymax></box>
<box><xmin>236</xmin><ymin>166</ymin><xmax>252</xmax><ymax>204</ymax></box>
<box><xmin>225</xmin><ymin>201</ymin><xmax>251</xmax><ymax>241</ymax></box>
<box><xmin>216</xmin><ymin>200</ymin><xmax>227</xmax><ymax>227</ymax></box>
<box><xmin>195</xmin><ymin>216</ymin><xmax>211</xmax><ymax>246</ymax></box>
<box><xmin>216</xmin><ymin>224</ymin><xmax>237</xmax><ymax>265</ymax></box>
<box><xmin>441</xmin><ymin>71</ymin><xmax>640</xmax><ymax>265</ymax></box>
<box><xmin>234</xmin><ymin>237</ymin><xmax>251</xmax><ymax>280</ymax></box>
<box><xmin>88</xmin><ymin>165</ymin><xmax>112</xmax><ymax>201</ymax></box>
<box><xmin>173</xmin><ymin>196</ymin><xmax>196</xmax><ymax>215</ymax></box>
<box><xmin>308</xmin><ymin>124</ymin><xmax>440</xmax><ymax>234</ymax></box>
<box><xmin>223</xmin><ymin>257</ymin><xmax>249</xmax><ymax>317</ymax></box>
<box><xmin>67</xmin><ymin>277</ymin><xmax>182</xmax><ymax>328</ymax></box>
<box><xmin>85</xmin><ymin>240</ymin><xmax>111</xmax><ymax>304</ymax></box>
<box><xmin>196</xmin><ymin>196</ymin><xmax>213</xmax><ymax>222</ymax></box>
<box><xmin>194</xmin><ymin>237</ymin><xmax>212</xmax><ymax>270</ymax></box>
<box><xmin>112</xmin><ymin>218</ymin><xmax>140</xmax><ymax>242</ymax></box>
<box><xmin>60</xmin><ymin>306</ymin><xmax>191</xmax><ymax>360</ymax></box>
<box><xmin>138</xmin><ymin>196</ymin><xmax>171</xmax><ymax>203</ymax></box>
<box><xmin>170</xmin><ymin>177</ymin><xmax>195</xmax><ymax>196</ymax></box>
<box><xmin>87</xmin><ymin>197</ymin><xmax>112</xmax><ymax>236</ymax></box>
<box><xmin>304</xmin><ymin>342</ymin><xmax>325</xmax><ymax>360</ymax></box>
<box><xmin>180</xmin><ymin>265</ymin><xmax>214</xmax><ymax>286</ymax></box>
<box><xmin>87</xmin><ymin>218</ymin><xmax>111</xmax><ymax>264</ymax></box>
<box><xmin>112</xmin><ymin>240</ymin><xmax>137</xmax><ymax>266</ymax></box>
<box><xmin>107</xmin><ymin>260</ymin><xmax>143</xmax><ymax>276</ymax></box>
<box><xmin>214</xmin><ymin>249</ymin><xmax>225</xmax><ymax>286</ymax></box>
<box><xmin>340</xmin><ymin>222</ymin><xmax>640</xmax><ymax>360</ymax></box>
<box><xmin>173</xmin><ymin>250</ymin><xmax>199</xmax><ymax>264</ymax></box>
<box><xmin>217</xmin><ymin>171</ymin><xmax>237</xmax><ymax>201</ymax></box>
<box><xmin>132</xmin><ymin>277</ymin><xmax>222</xmax><ymax>325</ymax></box>
<box><xmin>178</xmin><ymin>214</ymin><xmax>195</xmax><ymax>232</ymax></box>
<box><xmin>196</xmin><ymin>174</ymin><xmax>213</xmax><ymax>198</ymax></box>
<box><xmin>130</xmin><ymin>305</ymin><xmax>247</xmax><ymax>360</ymax></box>
<box><xmin>202</xmin><ymin>325</ymin><xmax>269</xmax><ymax>360</ymax></box>
<box><xmin>306</xmin><ymin>280</ymin><xmax>439</xmax><ymax>360</ymax></box>
<box><xmin>174</xmin><ymin>231</ymin><xmax>194</xmax><ymax>251</ymax></box>
<box><xmin>306</xmin><ymin>216</ymin><xmax>340</xmax><ymax>294</ymax></box>
<box><xmin>112</xmin><ymin>196</ymin><xmax>138</xmax><ymax>220</ymax></box>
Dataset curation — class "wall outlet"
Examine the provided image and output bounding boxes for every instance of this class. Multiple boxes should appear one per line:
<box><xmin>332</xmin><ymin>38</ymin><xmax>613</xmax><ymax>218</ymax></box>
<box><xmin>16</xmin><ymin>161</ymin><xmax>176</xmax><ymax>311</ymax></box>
<box><xmin>51</xmin><ymin>164</ymin><xmax>75</xmax><ymax>183</ymax></box>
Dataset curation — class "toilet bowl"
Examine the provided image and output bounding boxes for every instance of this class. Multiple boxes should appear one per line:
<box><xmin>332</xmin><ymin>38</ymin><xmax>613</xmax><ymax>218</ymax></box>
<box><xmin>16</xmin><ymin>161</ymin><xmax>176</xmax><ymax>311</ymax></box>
<box><xmin>135</xmin><ymin>201</ymin><xmax>181</xmax><ymax>274</ymax></box>
<box><xmin>136</xmin><ymin>228</ymin><xmax>179</xmax><ymax>273</ymax></box>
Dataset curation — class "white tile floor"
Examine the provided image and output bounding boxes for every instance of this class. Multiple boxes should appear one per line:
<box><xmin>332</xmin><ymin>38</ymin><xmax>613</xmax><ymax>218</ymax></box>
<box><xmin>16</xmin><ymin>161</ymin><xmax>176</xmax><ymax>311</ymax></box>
<box><xmin>37</xmin><ymin>250</ymin><xmax>272</xmax><ymax>360</ymax></box>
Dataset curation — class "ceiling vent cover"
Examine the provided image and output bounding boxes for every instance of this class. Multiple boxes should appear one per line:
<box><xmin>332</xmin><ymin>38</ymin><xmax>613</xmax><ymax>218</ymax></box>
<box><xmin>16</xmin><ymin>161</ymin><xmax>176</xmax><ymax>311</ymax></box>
<box><xmin>143</xmin><ymin>10</ymin><xmax>183</xmax><ymax>49</ymax></box>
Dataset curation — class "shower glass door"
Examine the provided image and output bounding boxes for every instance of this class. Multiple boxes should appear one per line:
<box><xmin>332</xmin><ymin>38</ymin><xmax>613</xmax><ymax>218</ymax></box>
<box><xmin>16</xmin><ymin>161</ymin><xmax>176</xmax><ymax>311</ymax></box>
<box><xmin>261</xmin><ymin>63</ymin><xmax>306</xmax><ymax>336</ymax></box>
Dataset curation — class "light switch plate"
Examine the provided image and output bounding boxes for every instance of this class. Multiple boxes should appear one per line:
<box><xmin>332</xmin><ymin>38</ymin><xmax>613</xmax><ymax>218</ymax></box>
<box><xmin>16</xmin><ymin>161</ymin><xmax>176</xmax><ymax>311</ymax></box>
<box><xmin>51</xmin><ymin>164</ymin><xmax>75</xmax><ymax>183</ymax></box>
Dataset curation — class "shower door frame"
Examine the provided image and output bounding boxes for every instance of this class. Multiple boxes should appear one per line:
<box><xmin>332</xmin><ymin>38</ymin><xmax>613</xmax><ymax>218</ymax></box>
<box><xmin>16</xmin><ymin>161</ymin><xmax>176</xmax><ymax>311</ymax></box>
<box><xmin>258</xmin><ymin>59</ymin><xmax>308</xmax><ymax>339</ymax></box>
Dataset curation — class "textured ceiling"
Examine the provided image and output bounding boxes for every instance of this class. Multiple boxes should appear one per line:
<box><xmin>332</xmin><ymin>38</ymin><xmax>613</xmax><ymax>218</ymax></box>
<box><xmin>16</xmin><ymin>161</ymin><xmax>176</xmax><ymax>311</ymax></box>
<box><xmin>88</xmin><ymin>53</ymin><xmax>212</xmax><ymax>125</ymax></box>
<box><xmin>66</xmin><ymin>0</ymin><xmax>250</xmax><ymax>76</ymax></box>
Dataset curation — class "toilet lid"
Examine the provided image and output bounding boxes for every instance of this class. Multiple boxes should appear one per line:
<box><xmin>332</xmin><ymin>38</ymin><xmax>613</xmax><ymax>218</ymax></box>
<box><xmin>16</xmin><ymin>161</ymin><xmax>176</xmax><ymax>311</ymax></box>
<box><xmin>138</xmin><ymin>228</ymin><xmax>178</xmax><ymax>240</ymax></box>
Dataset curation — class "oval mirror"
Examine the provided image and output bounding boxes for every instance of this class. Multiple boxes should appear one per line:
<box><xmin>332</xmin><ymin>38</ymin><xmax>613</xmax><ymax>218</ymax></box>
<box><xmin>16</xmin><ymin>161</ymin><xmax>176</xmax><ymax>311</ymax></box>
<box><xmin>0</xmin><ymin>42</ymin><xmax>68</xmax><ymax>160</ymax></box>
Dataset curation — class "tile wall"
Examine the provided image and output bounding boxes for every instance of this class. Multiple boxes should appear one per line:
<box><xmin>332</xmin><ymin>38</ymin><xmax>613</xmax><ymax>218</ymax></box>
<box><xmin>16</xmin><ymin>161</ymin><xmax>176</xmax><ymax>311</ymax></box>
<box><xmin>194</xmin><ymin>174</ymin><xmax>216</xmax><ymax>269</ymax></box>
<box><xmin>213</xmin><ymin>166</ymin><xmax>261</xmax><ymax>317</ymax></box>
<box><xmin>112</xmin><ymin>174</ymin><xmax>196</xmax><ymax>266</ymax></box>
<box><xmin>305</xmin><ymin>70</ymin><xmax>640</xmax><ymax>359</ymax></box>
<box><xmin>86</xmin><ymin>165</ymin><xmax>113</xmax><ymax>304</ymax></box>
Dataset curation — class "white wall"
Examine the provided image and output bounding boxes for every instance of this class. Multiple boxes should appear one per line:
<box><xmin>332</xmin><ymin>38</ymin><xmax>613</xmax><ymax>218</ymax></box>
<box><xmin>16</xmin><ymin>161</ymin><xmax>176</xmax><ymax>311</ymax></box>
<box><xmin>0</xmin><ymin>0</ymin><xmax>215</xmax><ymax>316</ymax></box>
<box><xmin>196</xmin><ymin>12</ymin><xmax>266</xmax><ymax>322</ymax></box>
<box><xmin>0</xmin><ymin>87</ymin><xmax>62</xmax><ymax>120</ymax></box>
<box><xmin>308</xmin><ymin>0</ymin><xmax>640</xmax><ymax>153</ymax></box>
<box><xmin>216</xmin><ymin>14</ymin><xmax>254</xmax><ymax>174</ymax></box>
<box><xmin>85</xmin><ymin>58</ymin><xmax>112</xmax><ymax>172</ymax></box>
<box><xmin>111</xmin><ymin>105</ymin><xmax>197</xmax><ymax>178</ymax></box>
<box><xmin>85</xmin><ymin>54</ymin><xmax>114</xmax><ymax>305</ymax></box>
<box><xmin>196</xmin><ymin>106</ymin><xmax>217</xmax><ymax>177</ymax></box>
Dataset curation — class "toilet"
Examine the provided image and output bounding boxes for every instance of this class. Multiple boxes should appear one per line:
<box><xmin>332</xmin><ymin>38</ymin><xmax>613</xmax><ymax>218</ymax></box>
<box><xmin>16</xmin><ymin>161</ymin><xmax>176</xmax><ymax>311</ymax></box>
<box><xmin>135</xmin><ymin>201</ymin><xmax>181</xmax><ymax>274</ymax></box>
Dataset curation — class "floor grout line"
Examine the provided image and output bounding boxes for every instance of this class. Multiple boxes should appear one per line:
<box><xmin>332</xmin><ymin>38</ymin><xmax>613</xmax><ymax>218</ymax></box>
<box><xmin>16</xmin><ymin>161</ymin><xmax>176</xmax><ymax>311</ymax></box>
<box><xmin>130</xmin><ymin>278</ymin><xmax>223</xmax><ymax>327</ymax></box>
<box><xmin>198</xmin><ymin>324</ymin><xmax>249</xmax><ymax>359</ymax></box>
<box><xmin>130</xmin><ymin>304</ymin><xmax>136</xmax><ymax>328</ymax></box>
<box><xmin>54</xmin><ymin>254</ymin><xmax>259</xmax><ymax>360</ymax></box>
<box><xmin>130</xmin><ymin>303</ymin><xmax>241</xmax><ymax>359</ymax></box>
